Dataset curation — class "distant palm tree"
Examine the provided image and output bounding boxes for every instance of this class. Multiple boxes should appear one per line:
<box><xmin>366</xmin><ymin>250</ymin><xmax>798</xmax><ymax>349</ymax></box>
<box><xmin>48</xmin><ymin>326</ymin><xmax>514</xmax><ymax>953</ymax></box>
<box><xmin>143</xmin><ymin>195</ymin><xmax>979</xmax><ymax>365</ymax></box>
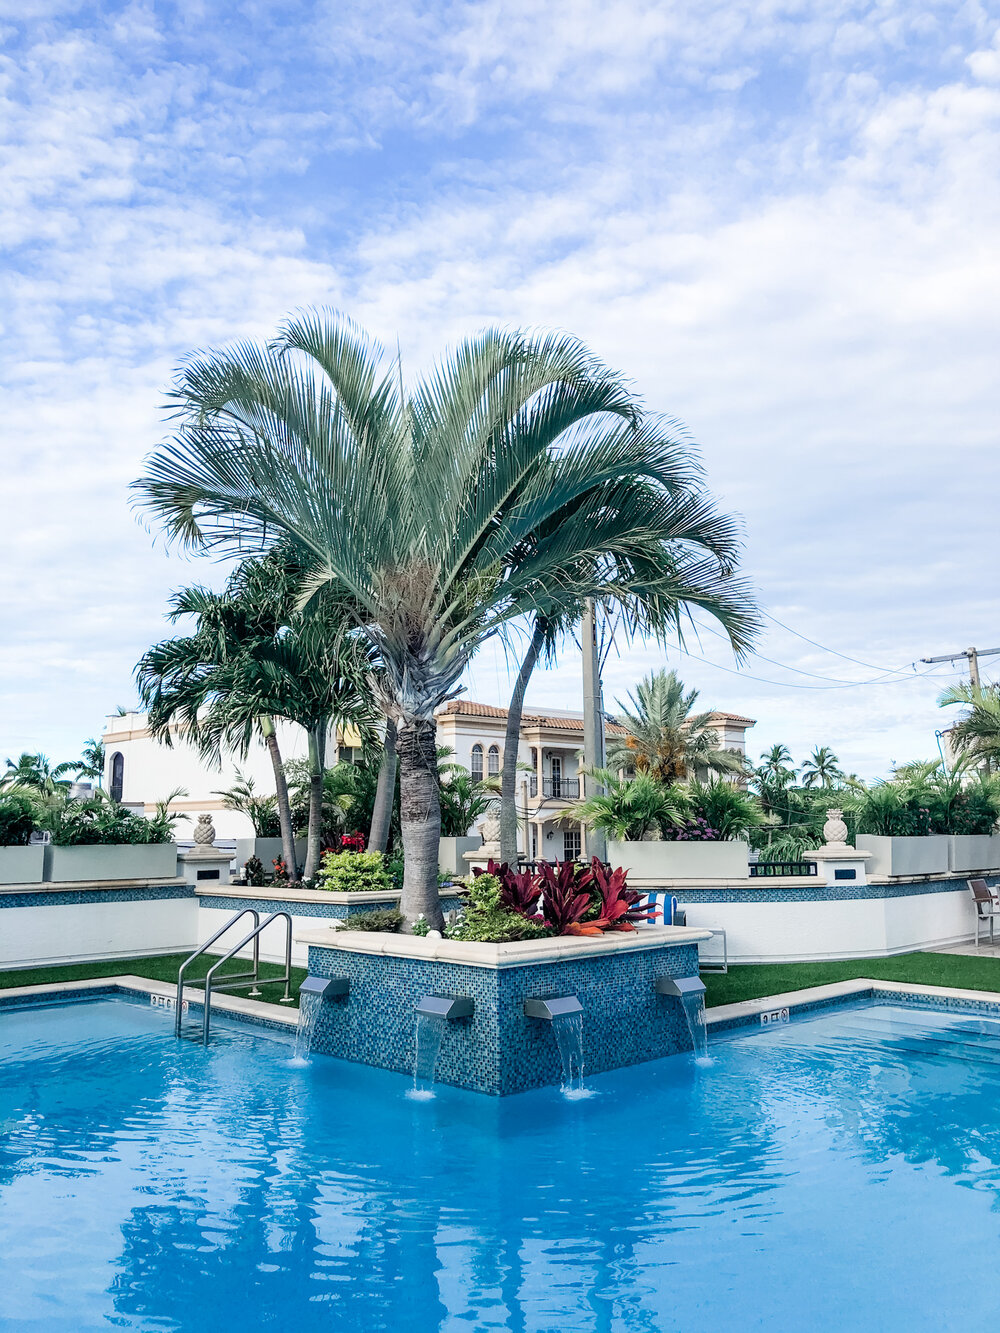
<box><xmin>800</xmin><ymin>746</ymin><xmax>844</xmax><ymax>789</ymax></box>
<box><xmin>135</xmin><ymin>311</ymin><xmax>756</xmax><ymax>927</ymax></box>
<box><xmin>606</xmin><ymin>669</ymin><xmax>744</xmax><ymax>784</ymax></box>
<box><xmin>938</xmin><ymin>682</ymin><xmax>1000</xmax><ymax>772</ymax></box>
<box><xmin>573</xmin><ymin>768</ymin><xmax>688</xmax><ymax>841</ymax></box>
<box><xmin>1</xmin><ymin>753</ymin><xmax>74</xmax><ymax>795</ymax></box>
<box><xmin>73</xmin><ymin>738</ymin><xmax>106</xmax><ymax>787</ymax></box>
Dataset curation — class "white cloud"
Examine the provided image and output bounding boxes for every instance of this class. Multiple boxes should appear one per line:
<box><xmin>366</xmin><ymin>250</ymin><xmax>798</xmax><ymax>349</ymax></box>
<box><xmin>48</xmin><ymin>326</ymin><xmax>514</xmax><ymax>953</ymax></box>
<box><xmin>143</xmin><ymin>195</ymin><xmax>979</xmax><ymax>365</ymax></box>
<box><xmin>2</xmin><ymin>0</ymin><xmax>999</xmax><ymax>777</ymax></box>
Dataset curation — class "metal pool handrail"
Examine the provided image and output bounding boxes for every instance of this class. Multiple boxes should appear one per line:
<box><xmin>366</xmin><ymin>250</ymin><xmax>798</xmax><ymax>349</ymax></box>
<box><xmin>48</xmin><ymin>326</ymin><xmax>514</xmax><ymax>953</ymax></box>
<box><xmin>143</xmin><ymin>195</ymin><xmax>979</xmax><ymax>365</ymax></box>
<box><xmin>200</xmin><ymin>911</ymin><xmax>294</xmax><ymax>1044</ymax></box>
<box><xmin>175</xmin><ymin>908</ymin><xmax>261</xmax><ymax>1037</ymax></box>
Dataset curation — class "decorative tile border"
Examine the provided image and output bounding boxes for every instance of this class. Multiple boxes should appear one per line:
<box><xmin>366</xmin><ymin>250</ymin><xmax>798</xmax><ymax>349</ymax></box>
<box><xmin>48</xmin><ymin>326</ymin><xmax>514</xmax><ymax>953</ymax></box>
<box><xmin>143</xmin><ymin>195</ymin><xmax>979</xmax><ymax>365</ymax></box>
<box><xmin>0</xmin><ymin>884</ymin><xmax>195</xmax><ymax>908</ymax></box>
<box><xmin>671</xmin><ymin>875</ymin><xmax>998</xmax><ymax>905</ymax></box>
<box><xmin>201</xmin><ymin>894</ymin><xmax>465</xmax><ymax>919</ymax></box>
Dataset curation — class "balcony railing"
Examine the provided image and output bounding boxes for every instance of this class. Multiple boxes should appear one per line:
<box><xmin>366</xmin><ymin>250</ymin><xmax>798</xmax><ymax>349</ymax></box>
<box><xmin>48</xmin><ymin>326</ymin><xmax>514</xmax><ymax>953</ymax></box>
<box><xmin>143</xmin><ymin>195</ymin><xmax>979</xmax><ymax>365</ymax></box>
<box><xmin>528</xmin><ymin>777</ymin><xmax>581</xmax><ymax>799</ymax></box>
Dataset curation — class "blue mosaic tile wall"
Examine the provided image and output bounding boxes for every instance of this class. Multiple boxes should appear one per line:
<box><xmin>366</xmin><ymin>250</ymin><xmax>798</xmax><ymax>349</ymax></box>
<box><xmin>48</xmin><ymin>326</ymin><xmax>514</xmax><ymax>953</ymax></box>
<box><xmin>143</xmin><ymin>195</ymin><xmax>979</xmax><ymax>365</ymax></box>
<box><xmin>200</xmin><ymin>894</ymin><xmax>464</xmax><ymax>920</ymax></box>
<box><xmin>0</xmin><ymin>885</ymin><xmax>195</xmax><ymax>909</ymax></box>
<box><xmin>305</xmin><ymin>940</ymin><xmax>702</xmax><ymax>1095</ymax></box>
<box><xmin>667</xmin><ymin>874</ymin><xmax>997</xmax><ymax>906</ymax></box>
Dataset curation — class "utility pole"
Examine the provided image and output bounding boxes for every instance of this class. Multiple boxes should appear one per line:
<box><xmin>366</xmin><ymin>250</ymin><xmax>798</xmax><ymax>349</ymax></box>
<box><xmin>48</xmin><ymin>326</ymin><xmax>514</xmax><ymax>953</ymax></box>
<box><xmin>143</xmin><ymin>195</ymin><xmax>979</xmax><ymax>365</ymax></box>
<box><xmin>581</xmin><ymin>599</ymin><xmax>607</xmax><ymax>863</ymax></box>
<box><xmin>920</xmin><ymin>646</ymin><xmax>1000</xmax><ymax>693</ymax></box>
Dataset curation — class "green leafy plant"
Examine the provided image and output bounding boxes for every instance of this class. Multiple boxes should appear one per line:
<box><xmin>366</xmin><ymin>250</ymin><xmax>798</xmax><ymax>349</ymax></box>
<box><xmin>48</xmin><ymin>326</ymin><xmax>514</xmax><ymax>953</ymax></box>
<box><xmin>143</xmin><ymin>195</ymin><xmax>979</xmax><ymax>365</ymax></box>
<box><xmin>681</xmin><ymin>778</ymin><xmax>766</xmax><ymax>842</ymax></box>
<box><xmin>213</xmin><ymin>772</ymin><xmax>281</xmax><ymax>837</ymax></box>
<box><xmin>449</xmin><ymin>872</ymin><xmax>550</xmax><ymax>944</ymax></box>
<box><xmin>243</xmin><ymin>855</ymin><xmax>267</xmax><ymax>886</ymax></box>
<box><xmin>43</xmin><ymin>796</ymin><xmax>181</xmax><ymax>847</ymax></box>
<box><xmin>0</xmin><ymin>792</ymin><xmax>38</xmax><ymax>847</ymax></box>
<box><xmin>573</xmin><ymin>769</ymin><xmax>688</xmax><ymax>841</ymax></box>
<box><xmin>344</xmin><ymin>907</ymin><xmax>403</xmax><ymax>933</ymax></box>
<box><xmin>316</xmin><ymin>849</ymin><xmax>394</xmax><ymax>894</ymax></box>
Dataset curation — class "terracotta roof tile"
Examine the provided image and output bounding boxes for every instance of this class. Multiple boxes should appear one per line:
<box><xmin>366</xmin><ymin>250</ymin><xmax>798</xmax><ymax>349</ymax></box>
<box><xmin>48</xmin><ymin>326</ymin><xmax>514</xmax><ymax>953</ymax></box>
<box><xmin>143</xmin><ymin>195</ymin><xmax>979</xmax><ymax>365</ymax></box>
<box><xmin>437</xmin><ymin>699</ymin><xmax>755</xmax><ymax>730</ymax></box>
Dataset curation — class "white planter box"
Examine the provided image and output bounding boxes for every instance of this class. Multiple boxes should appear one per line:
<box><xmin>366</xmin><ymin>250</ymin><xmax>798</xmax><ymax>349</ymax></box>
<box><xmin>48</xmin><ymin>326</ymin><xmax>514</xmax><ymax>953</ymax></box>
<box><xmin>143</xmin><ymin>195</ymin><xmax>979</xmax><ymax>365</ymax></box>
<box><xmin>46</xmin><ymin>843</ymin><xmax>178</xmax><ymax>883</ymax></box>
<box><xmin>855</xmin><ymin>835</ymin><xmax>949</xmax><ymax>879</ymax></box>
<box><xmin>948</xmin><ymin>835</ymin><xmax>1000</xmax><ymax>874</ymax></box>
<box><xmin>607</xmin><ymin>839</ymin><xmax>750</xmax><ymax>881</ymax></box>
<box><xmin>439</xmin><ymin>837</ymin><xmax>481</xmax><ymax>876</ymax></box>
<box><xmin>233</xmin><ymin>838</ymin><xmax>307</xmax><ymax>875</ymax></box>
<box><xmin>0</xmin><ymin>846</ymin><xmax>45</xmax><ymax>884</ymax></box>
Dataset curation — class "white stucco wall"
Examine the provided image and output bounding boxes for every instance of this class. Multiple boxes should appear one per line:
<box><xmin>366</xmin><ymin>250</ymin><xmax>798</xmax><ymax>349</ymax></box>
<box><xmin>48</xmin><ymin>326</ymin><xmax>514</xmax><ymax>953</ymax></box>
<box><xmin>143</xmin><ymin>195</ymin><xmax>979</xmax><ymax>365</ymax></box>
<box><xmin>0</xmin><ymin>898</ymin><xmax>199</xmax><ymax>969</ymax></box>
<box><xmin>678</xmin><ymin>888</ymin><xmax>976</xmax><ymax>964</ymax></box>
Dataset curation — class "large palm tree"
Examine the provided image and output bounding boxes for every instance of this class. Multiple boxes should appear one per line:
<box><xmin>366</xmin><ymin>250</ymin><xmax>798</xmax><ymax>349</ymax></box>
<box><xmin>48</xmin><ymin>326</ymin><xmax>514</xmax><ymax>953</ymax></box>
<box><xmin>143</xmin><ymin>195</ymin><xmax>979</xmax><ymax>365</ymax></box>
<box><xmin>135</xmin><ymin>312</ymin><xmax>756</xmax><ymax>927</ymax></box>
<box><xmin>939</xmin><ymin>682</ymin><xmax>1000</xmax><ymax>772</ymax></box>
<box><xmin>800</xmin><ymin>746</ymin><xmax>844</xmax><ymax>789</ymax></box>
<box><xmin>756</xmin><ymin>743</ymin><xmax>796</xmax><ymax>787</ymax></box>
<box><xmin>605</xmin><ymin>669</ymin><xmax>743</xmax><ymax>783</ymax></box>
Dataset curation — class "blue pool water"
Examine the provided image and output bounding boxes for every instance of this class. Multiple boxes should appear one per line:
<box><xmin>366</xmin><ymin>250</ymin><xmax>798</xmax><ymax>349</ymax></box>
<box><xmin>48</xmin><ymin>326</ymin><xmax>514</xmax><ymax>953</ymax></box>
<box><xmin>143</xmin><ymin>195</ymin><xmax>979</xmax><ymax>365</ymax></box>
<box><xmin>2</xmin><ymin>995</ymin><xmax>1000</xmax><ymax>1332</ymax></box>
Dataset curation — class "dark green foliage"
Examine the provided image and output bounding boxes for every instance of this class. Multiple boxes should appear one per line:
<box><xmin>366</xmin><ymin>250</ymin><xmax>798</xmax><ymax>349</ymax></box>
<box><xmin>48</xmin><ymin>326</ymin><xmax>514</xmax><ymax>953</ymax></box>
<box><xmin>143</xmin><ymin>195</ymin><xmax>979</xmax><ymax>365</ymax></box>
<box><xmin>0</xmin><ymin>793</ymin><xmax>37</xmax><ymax>847</ymax></box>
<box><xmin>344</xmin><ymin>908</ymin><xmax>403</xmax><ymax>933</ymax></box>
<box><xmin>243</xmin><ymin>855</ymin><xmax>267</xmax><ymax>886</ymax></box>
<box><xmin>43</xmin><ymin>798</ymin><xmax>178</xmax><ymax>846</ymax></box>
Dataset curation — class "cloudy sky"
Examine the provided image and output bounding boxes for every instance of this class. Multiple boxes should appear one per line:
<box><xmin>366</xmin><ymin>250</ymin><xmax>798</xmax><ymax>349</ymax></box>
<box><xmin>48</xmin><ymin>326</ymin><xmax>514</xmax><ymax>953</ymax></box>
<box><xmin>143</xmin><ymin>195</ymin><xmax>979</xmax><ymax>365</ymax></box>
<box><xmin>3</xmin><ymin>0</ymin><xmax>999</xmax><ymax>778</ymax></box>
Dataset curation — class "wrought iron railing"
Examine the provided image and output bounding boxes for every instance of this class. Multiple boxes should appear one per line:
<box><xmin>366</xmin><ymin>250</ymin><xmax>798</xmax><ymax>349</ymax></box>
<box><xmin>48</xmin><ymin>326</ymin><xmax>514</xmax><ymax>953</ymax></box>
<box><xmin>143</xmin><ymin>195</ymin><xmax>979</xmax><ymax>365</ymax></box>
<box><xmin>749</xmin><ymin>860</ymin><xmax>818</xmax><ymax>877</ymax></box>
<box><xmin>528</xmin><ymin>777</ymin><xmax>581</xmax><ymax>799</ymax></box>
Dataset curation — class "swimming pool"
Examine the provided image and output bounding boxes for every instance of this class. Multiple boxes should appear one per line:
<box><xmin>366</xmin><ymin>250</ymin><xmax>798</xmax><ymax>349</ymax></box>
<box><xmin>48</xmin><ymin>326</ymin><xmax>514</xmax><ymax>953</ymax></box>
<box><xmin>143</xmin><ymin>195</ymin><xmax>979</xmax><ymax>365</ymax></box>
<box><xmin>2</xmin><ymin>992</ymin><xmax>999</xmax><ymax>1331</ymax></box>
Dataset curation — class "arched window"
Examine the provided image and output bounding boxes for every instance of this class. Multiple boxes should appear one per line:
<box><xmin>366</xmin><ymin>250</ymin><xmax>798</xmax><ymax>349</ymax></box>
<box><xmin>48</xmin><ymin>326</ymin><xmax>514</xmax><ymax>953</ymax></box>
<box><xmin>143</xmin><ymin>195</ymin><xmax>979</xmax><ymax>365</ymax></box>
<box><xmin>109</xmin><ymin>752</ymin><xmax>124</xmax><ymax>803</ymax></box>
<box><xmin>470</xmin><ymin>744</ymin><xmax>484</xmax><ymax>780</ymax></box>
<box><xmin>487</xmin><ymin>744</ymin><xmax>500</xmax><ymax>776</ymax></box>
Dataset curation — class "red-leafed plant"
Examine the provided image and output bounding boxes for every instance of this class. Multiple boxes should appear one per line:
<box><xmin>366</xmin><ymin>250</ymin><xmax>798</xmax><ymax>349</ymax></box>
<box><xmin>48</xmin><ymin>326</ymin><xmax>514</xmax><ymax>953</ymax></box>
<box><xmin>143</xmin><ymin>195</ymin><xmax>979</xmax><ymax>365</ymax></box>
<box><xmin>579</xmin><ymin>857</ymin><xmax>658</xmax><ymax>932</ymax></box>
<box><xmin>340</xmin><ymin>831</ymin><xmax>366</xmax><ymax>852</ymax></box>
<box><xmin>482</xmin><ymin>860</ymin><xmax>542</xmax><ymax>918</ymax></box>
<box><xmin>536</xmin><ymin>859</ymin><xmax>595</xmax><ymax>935</ymax></box>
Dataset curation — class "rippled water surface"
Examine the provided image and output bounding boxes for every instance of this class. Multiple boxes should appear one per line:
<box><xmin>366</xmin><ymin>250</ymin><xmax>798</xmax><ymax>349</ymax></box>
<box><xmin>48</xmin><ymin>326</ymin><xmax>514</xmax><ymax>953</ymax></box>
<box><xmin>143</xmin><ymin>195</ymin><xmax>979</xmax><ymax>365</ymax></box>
<box><xmin>2</xmin><ymin>995</ymin><xmax>1000</xmax><ymax>1332</ymax></box>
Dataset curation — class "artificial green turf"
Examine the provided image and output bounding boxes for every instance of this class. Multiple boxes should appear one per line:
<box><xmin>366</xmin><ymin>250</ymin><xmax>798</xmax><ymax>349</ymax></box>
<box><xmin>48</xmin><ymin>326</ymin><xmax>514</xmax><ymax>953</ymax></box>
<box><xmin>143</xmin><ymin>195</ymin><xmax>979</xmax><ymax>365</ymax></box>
<box><xmin>703</xmin><ymin>951</ymin><xmax>1000</xmax><ymax>1008</ymax></box>
<box><xmin>0</xmin><ymin>953</ymin><xmax>308</xmax><ymax>1006</ymax></box>
<box><xmin>4</xmin><ymin>949</ymin><xmax>1000</xmax><ymax>1015</ymax></box>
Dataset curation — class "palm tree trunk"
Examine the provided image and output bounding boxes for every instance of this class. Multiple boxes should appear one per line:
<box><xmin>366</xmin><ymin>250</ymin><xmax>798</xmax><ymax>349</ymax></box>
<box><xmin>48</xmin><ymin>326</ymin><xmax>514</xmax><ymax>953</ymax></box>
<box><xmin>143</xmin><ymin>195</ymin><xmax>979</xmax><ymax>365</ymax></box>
<box><xmin>260</xmin><ymin>715</ymin><xmax>297</xmax><ymax>878</ymax></box>
<box><xmin>304</xmin><ymin>724</ymin><xmax>327</xmax><ymax>880</ymax></box>
<box><xmin>397</xmin><ymin>716</ymin><xmax>443</xmax><ymax>930</ymax></box>
<box><xmin>369</xmin><ymin>717</ymin><xmax>398</xmax><ymax>854</ymax></box>
<box><xmin>500</xmin><ymin>616</ymin><xmax>547</xmax><ymax>865</ymax></box>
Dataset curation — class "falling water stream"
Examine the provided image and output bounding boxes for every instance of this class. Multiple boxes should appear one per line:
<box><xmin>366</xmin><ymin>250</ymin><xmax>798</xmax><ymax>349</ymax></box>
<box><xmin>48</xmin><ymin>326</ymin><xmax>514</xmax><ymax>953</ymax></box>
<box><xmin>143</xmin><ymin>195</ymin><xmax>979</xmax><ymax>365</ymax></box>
<box><xmin>680</xmin><ymin>992</ymin><xmax>709</xmax><ymax>1061</ymax></box>
<box><xmin>410</xmin><ymin>1013</ymin><xmax>447</xmax><ymax>1099</ymax></box>
<box><xmin>552</xmin><ymin>1012</ymin><xmax>586</xmax><ymax>1095</ymax></box>
<box><xmin>290</xmin><ymin>992</ymin><xmax>322</xmax><ymax>1066</ymax></box>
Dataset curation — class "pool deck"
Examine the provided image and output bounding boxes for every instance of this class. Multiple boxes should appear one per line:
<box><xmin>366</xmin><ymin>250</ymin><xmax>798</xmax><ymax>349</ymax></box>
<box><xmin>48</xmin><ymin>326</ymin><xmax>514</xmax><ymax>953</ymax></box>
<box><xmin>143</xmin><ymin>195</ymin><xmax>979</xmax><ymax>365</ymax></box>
<box><xmin>0</xmin><ymin>973</ymin><xmax>300</xmax><ymax>1027</ymax></box>
<box><xmin>708</xmin><ymin>976</ymin><xmax>1000</xmax><ymax>1031</ymax></box>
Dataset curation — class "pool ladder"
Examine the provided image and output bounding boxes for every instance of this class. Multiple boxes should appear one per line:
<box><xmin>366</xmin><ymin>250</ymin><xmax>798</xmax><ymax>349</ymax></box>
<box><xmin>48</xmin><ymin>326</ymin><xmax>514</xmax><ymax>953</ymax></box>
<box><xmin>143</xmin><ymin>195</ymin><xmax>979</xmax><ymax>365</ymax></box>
<box><xmin>175</xmin><ymin>908</ymin><xmax>294</xmax><ymax>1044</ymax></box>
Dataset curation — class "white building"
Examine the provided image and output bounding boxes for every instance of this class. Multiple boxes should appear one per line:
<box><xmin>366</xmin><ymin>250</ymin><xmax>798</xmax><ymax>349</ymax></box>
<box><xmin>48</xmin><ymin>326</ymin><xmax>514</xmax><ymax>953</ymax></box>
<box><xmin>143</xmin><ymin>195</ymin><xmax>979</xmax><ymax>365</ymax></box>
<box><xmin>103</xmin><ymin>700</ymin><xmax>755</xmax><ymax>854</ymax></box>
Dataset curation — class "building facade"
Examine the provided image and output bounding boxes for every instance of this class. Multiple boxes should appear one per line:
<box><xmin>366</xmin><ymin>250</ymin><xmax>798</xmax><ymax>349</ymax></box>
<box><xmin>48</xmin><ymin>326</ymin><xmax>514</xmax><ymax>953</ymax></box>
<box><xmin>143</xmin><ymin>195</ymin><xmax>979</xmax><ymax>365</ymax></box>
<box><xmin>103</xmin><ymin>701</ymin><xmax>755</xmax><ymax>853</ymax></box>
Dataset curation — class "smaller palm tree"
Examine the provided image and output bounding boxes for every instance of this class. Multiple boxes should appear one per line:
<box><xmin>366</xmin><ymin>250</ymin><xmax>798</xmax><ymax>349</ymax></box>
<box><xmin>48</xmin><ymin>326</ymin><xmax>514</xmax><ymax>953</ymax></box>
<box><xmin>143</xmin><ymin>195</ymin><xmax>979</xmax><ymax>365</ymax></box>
<box><xmin>939</xmin><ymin>682</ymin><xmax>1000</xmax><ymax>772</ymax></box>
<box><xmin>73</xmin><ymin>739</ymin><xmax>106</xmax><ymax>786</ymax></box>
<box><xmin>606</xmin><ymin>669</ymin><xmax>744</xmax><ymax>783</ymax></box>
<box><xmin>1</xmin><ymin>753</ymin><xmax>74</xmax><ymax>795</ymax></box>
<box><xmin>573</xmin><ymin>768</ymin><xmax>689</xmax><ymax>841</ymax></box>
<box><xmin>800</xmin><ymin>746</ymin><xmax>844</xmax><ymax>789</ymax></box>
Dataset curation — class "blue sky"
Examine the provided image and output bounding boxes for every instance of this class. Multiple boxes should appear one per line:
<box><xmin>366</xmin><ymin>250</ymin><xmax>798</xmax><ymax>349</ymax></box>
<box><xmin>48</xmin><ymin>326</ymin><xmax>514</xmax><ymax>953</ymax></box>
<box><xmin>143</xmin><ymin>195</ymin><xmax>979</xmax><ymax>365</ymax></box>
<box><xmin>3</xmin><ymin>0</ymin><xmax>1000</xmax><ymax>777</ymax></box>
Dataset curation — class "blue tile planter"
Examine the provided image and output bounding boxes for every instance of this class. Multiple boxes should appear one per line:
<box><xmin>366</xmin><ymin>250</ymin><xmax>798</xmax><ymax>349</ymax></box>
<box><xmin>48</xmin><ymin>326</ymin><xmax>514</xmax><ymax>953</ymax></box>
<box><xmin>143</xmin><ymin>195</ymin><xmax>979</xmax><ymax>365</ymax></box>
<box><xmin>298</xmin><ymin>926</ymin><xmax>711</xmax><ymax>1096</ymax></box>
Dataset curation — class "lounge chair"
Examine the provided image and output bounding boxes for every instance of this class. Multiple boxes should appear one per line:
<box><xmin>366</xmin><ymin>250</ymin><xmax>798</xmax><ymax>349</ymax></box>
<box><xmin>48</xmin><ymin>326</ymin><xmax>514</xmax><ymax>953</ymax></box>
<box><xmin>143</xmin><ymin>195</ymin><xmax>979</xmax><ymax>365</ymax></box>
<box><xmin>970</xmin><ymin>879</ymin><xmax>1000</xmax><ymax>946</ymax></box>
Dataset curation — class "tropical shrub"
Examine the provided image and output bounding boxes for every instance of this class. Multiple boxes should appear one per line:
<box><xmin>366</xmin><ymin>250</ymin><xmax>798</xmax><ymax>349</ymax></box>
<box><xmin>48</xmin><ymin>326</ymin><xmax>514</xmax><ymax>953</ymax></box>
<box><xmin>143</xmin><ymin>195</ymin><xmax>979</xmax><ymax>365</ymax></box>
<box><xmin>680</xmin><ymin>778</ymin><xmax>766</xmax><ymax>842</ymax></box>
<box><xmin>345</xmin><ymin>907</ymin><xmax>403</xmax><ymax>933</ymax></box>
<box><xmin>214</xmin><ymin>773</ymin><xmax>282</xmax><ymax>837</ymax></box>
<box><xmin>243</xmin><ymin>855</ymin><xmax>267</xmax><ymax>886</ymax></box>
<box><xmin>316</xmin><ymin>849</ymin><xmax>394</xmax><ymax>894</ymax></box>
<box><xmin>0</xmin><ymin>792</ymin><xmax>37</xmax><ymax>847</ymax></box>
<box><xmin>573</xmin><ymin>770</ymin><xmax>688</xmax><ymax>841</ymax></box>
<box><xmin>43</xmin><ymin>797</ymin><xmax>180</xmax><ymax>846</ymax></box>
<box><xmin>449</xmin><ymin>872</ymin><xmax>550</xmax><ymax>943</ymax></box>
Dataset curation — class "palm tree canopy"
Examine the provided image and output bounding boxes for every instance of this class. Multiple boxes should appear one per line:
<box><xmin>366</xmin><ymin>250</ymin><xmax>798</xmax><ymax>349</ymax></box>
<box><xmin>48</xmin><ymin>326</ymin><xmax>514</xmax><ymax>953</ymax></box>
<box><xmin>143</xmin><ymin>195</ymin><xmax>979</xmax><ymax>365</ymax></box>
<box><xmin>606</xmin><ymin>668</ymin><xmax>744</xmax><ymax>783</ymax></box>
<box><xmin>1</xmin><ymin>753</ymin><xmax>74</xmax><ymax>794</ymax></box>
<box><xmin>939</xmin><ymin>681</ymin><xmax>1000</xmax><ymax>771</ymax></box>
<box><xmin>135</xmin><ymin>312</ymin><xmax>759</xmax><ymax>725</ymax></box>
<box><xmin>800</xmin><ymin>746</ymin><xmax>844</xmax><ymax>789</ymax></box>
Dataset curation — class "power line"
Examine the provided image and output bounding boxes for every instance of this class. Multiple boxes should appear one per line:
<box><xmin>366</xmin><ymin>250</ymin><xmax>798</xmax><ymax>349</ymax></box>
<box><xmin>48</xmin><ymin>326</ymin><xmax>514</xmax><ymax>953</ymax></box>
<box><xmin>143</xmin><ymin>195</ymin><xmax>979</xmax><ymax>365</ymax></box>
<box><xmin>673</xmin><ymin>646</ymin><xmax>955</xmax><ymax>691</ymax></box>
<box><xmin>920</xmin><ymin>645</ymin><xmax>1000</xmax><ymax>692</ymax></box>
<box><xmin>761</xmin><ymin>610</ymin><xmax>917</xmax><ymax>678</ymax></box>
<box><xmin>690</xmin><ymin>617</ymin><xmax>916</xmax><ymax>686</ymax></box>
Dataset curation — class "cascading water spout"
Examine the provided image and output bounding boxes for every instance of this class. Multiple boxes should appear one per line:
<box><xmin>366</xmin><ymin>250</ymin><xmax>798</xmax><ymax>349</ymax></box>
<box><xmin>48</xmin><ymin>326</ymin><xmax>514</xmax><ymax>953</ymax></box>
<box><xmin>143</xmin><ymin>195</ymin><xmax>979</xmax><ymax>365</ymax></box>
<box><xmin>412</xmin><ymin>1013</ymin><xmax>447</xmax><ymax>1098</ymax></box>
<box><xmin>409</xmin><ymin>995</ymin><xmax>475</xmax><ymax>1098</ymax></box>
<box><xmin>551</xmin><ymin>1011</ymin><xmax>585</xmax><ymax>1093</ymax></box>
<box><xmin>290</xmin><ymin>975</ymin><xmax>349</xmax><ymax>1067</ymax></box>
<box><xmin>680</xmin><ymin>991</ymin><xmax>708</xmax><ymax>1061</ymax></box>
<box><xmin>655</xmin><ymin>974</ymin><xmax>709</xmax><ymax>1062</ymax></box>
<box><xmin>292</xmin><ymin>991</ymin><xmax>322</xmax><ymax>1065</ymax></box>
